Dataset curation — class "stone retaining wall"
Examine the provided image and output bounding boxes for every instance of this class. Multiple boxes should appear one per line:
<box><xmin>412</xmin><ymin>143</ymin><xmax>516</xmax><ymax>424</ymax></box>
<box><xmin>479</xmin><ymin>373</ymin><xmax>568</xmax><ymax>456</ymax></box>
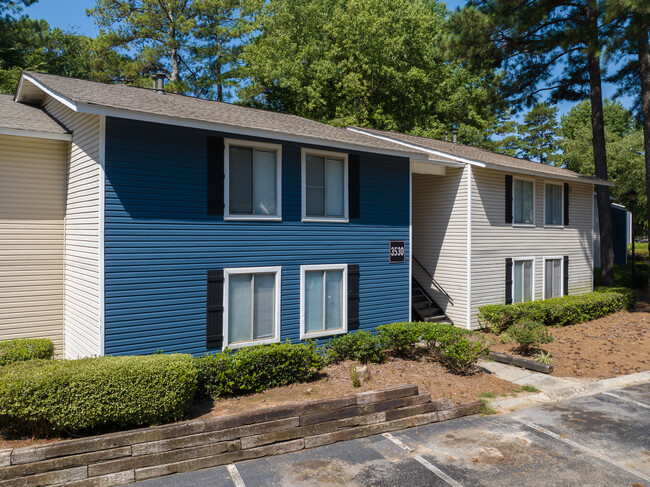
<box><xmin>0</xmin><ymin>385</ymin><xmax>482</xmax><ymax>486</ymax></box>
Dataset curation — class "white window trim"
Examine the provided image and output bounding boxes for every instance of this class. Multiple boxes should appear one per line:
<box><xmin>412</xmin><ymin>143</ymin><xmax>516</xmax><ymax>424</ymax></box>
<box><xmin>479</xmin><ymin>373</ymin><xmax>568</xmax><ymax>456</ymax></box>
<box><xmin>543</xmin><ymin>182</ymin><xmax>564</xmax><ymax>228</ymax></box>
<box><xmin>512</xmin><ymin>176</ymin><xmax>536</xmax><ymax>227</ymax></box>
<box><xmin>224</xmin><ymin>138</ymin><xmax>283</xmax><ymax>221</ymax></box>
<box><xmin>512</xmin><ymin>257</ymin><xmax>536</xmax><ymax>303</ymax></box>
<box><xmin>300</xmin><ymin>264</ymin><xmax>348</xmax><ymax>340</ymax></box>
<box><xmin>301</xmin><ymin>148</ymin><xmax>349</xmax><ymax>223</ymax></box>
<box><xmin>542</xmin><ymin>256</ymin><xmax>564</xmax><ymax>299</ymax></box>
<box><xmin>223</xmin><ymin>266</ymin><xmax>282</xmax><ymax>349</ymax></box>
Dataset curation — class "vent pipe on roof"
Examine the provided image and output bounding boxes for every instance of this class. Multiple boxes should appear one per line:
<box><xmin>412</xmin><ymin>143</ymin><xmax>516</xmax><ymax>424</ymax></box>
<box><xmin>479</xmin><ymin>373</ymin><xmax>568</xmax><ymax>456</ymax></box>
<box><xmin>452</xmin><ymin>130</ymin><xmax>458</xmax><ymax>144</ymax></box>
<box><xmin>152</xmin><ymin>72</ymin><xmax>166</xmax><ymax>93</ymax></box>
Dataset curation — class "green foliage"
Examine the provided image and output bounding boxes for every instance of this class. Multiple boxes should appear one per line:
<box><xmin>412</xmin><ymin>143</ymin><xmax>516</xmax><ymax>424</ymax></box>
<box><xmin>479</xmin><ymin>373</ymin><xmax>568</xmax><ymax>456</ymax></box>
<box><xmin>516</xmin><ymin>102</ymin><xmax>561</xmax><ymax>165</ymax></box>
<box><xmin>503</xmin><ymin>321</ymin><xmax>553</xmax><ymax>353</ymax></box>
<box><xmin>478</xmin><ymin>287</ymin><xmax>636</xmax><ymax>333</ymax></box>
<box><xmin>0</xmin><ymin>354</ymin><xmax>197</xmax><ymax>433</ymax></box>
<box><xmin>195</xmin><ymin>341</ymin><xmax>324</xmax><ymax>399</ymax></box>
<box><xmin>323</xmin><ymin>331</ymin><xmax>385</xmax><ymax>365</ymax></box>
<box><xmin>350</xmin><ymin>366</ymin><xmax>361</xmax><ymax>388</ymax></box>
<box><xmin>0</xmin><ymin>338</ymin><xmax>54</xmax><ymax>366</ymax></box>
<box><xmin>628</xmin><ymin>243</ymin><xmax>649</xmax><ymax>261</ymax></box>
<box><xmin>534</xmin><ymin>351</ymin><xmax>553</xmax><ymax>365</ymax></box>
<box><xmin>428</xmin><ymin>325</ymin><xmax>490</xmax><ymax>375</ymax></box>
<box><xmin>594</xmin><ymin>263</ymin><xmax>649</xmax><ymax>289</ymax></box>
<box><xmin>518</xmin><ymin>384</ymin><xmax>539</xmax><ymax>393</ymax></box>
<box><xmin>376</xmin><ymin>322</ymin><xmax>424</xmax><ymax>355</ymax></box>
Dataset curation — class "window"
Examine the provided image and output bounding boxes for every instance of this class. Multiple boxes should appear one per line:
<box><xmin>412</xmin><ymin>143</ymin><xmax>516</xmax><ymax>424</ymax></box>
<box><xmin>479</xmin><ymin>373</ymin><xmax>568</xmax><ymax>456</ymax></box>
<box><xmin>544</xmin><ymin>183</ymin><xmax>563</xmax><ymax>226</ymax></box>
<box><xmin>513</xmin><ymin>259</ymin><xmax>534</xmax><ymax>303</ymax></box>
<box><xmin>302</xmin><ymin>149</ymin><xmax>348</xmax><ymax>221</ymax></box>
<box><xmin>224</xmin><ymin>267</ymin><xmax>281</xmax><ymax>348</ymax></box>
<box><xmin>300</xmin><ymin>264</ymin><xmax>347</xmax><ymax>339</ymax></box>
<box><xmin>513</xmin><ymin>178</ymin><xmax>534</xmax><ymax>225</ymax></box>
<box><xmin>544</xmin><ymin>257</ymin><xmax>562</xmax><ymax>299</ymax></box>
<box><xmin>225</xmin><ymin>139</ymin><xmax>281</xmax><ymax>219</ymax></box>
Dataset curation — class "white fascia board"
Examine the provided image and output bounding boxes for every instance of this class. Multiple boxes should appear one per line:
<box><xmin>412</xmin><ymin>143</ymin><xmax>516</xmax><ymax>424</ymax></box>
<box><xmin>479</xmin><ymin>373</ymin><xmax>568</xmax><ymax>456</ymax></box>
<box><xmin>482</xmin><ymin>162</ymin><xmax>615</xmax><ymax>187</ymax></box>
<box><xmin>72</xmin><ymin>101</ymin><xmax>430</xmax><ymax>161</ymax></box>
<box><xmin>18</xmin><ymin>74</ymin><xmax>77</xmax><ymax>111</ymax></box>
<box><xmin>0</xmin><ymin>127</ymin><xmax>72</xmax><ymax>141</ymax></box>
<box><xmin>347</xmin><ymin>127</ymin><xmax>485</xmax><ymax>167</ymax></box>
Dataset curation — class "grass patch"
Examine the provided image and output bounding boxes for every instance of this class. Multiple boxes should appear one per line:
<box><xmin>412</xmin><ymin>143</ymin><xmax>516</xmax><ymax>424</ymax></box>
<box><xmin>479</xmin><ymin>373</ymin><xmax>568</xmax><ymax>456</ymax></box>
<box><xmin>478</xmin><ymin>399</ymin><xmax>497</xmax><ymax>415</ymax></box>
<box><xmin>518</xmin><ymin>385</ymin><xmax>539</xmax><ymax>393</ymax></box>
<box><xmin>478</xmin><ymin>392</ymin><xmax>496</xmax><ymax>399</ymax></box>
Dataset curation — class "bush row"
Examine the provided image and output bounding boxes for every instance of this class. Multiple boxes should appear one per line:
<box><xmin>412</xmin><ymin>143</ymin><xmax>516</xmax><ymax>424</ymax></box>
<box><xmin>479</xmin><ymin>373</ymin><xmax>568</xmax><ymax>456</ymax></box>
<box><xmin>478</xmin><ymin>286</ymin><xmax>636</xmax><ymax>334</ymax></box>
<box><xmin>0</xmin><ymin>338</ymin><xmax>54</xmax><ymax>366</ymax></box>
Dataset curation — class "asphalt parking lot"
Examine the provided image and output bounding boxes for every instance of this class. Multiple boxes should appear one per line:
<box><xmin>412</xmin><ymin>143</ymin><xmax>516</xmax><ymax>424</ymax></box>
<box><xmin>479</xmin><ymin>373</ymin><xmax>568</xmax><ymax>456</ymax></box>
<box><xmin>134</xmin><ymin>383</ymin><xmax>650</xmax><ymax>487</ymax></box>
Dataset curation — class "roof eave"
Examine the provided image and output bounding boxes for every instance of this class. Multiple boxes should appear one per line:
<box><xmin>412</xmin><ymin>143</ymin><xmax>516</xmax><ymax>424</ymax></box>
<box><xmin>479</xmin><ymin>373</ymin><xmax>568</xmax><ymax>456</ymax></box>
<box><xmin>0</xmin><ymin>127</ymin><xmax>72</xmax><ymax>141</ymax></box>
<box><xmin>482</xmin><ymin>162</ymin><xmax>614</xmax><ymax>186</ymax></box>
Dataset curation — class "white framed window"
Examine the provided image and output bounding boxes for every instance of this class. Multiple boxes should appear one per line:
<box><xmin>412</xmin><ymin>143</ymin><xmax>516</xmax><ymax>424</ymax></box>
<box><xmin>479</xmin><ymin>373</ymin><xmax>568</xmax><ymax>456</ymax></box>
<box><xmin>300</xmin><ymin>264</ymin><xmax>348</xmax><ymax>339</ymax></box>
<box><xmin>301</xmin><ymin>148</ymin><xmax>348</xmax><ymax>222</ymax></box>
<box><xmin>225</xmin><ymin>139</ymin><xmax>282</xmax><ymax>220</ymax></box>
<box><xmin>513</xmin><ymin>178</ymin><xmax>534</xmax><ymax>225</ymax></box>
<box><xmin>543</xmin><ymin>257</ymin><xmax>563</xmax><ymax>299</ymax></box>
<box><xmin>512</xmin><ymin>257</ymin><xmax>534</xmax><ymax>303</ymax></box>
<box><xmin>544</xmin><ymin>183</ymin><xmax>563</xmax><ymax>226</ymax></box>
<box><xmin>224</xmin><ymin>266</ymin><xmax>281</xmax><ymax>348</ymax></box>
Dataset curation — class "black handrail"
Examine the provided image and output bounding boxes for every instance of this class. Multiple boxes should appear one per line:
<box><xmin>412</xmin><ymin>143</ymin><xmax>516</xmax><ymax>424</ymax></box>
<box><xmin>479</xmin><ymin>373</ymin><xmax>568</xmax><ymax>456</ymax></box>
<box><xmin>412</xmin><ymin>256</ymin><xmax>454</xmax><ymax>305</ymax></box>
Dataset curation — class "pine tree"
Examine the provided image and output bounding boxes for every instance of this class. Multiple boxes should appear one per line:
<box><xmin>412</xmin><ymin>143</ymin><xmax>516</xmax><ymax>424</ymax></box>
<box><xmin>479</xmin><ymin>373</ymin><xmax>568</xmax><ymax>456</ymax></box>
<box><xmin>517</xmin><ymin>102</ymin><xmax>560</xmax><ymax>165</ymax></box>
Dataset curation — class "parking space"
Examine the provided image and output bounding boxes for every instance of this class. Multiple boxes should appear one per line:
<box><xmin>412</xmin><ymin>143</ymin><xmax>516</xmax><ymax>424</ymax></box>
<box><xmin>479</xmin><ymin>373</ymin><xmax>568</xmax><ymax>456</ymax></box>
<box><xmin>133</xmin><ymin>383</ymin><xmax>650</xmax><ymax>487</ymax></box>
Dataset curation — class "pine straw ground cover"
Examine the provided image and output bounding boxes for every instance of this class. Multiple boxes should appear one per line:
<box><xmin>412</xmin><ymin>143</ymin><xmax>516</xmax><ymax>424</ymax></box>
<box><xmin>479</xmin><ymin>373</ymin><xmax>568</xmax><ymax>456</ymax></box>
<box><xmin>487</xmin><ymin>290</ymin><xmax>650</xmax><ymax>379</ymax></box>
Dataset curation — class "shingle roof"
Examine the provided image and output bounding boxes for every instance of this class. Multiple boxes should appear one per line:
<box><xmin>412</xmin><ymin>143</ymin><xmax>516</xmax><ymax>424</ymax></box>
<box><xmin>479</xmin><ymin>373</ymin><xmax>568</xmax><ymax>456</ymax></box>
<box><xmin>0</xmin><ymin>94</ymin><xmax>69</xmax><ymax>135</ymax></box>
<box><xmin>351</xmin><ymin>126</ymin><xmax>611</xmax><ymax>185</ymax></box>
<box><xmin>19</xmin><ymin>72</ymin><xmax>423</xmax><ymax>157</ymax></box>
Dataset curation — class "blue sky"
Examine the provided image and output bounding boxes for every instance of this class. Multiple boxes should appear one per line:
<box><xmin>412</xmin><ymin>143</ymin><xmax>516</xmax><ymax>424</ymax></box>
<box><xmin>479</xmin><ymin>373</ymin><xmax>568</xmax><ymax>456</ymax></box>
<box><xmin>25</xmin><ymin>0</ymin><xmax>634</xmax><ymax>118</ymax></box>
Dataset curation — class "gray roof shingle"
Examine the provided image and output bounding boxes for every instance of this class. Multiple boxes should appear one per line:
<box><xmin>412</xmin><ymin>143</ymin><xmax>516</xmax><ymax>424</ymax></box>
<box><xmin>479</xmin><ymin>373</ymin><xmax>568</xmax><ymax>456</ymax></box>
<box><xmin>0</xmin><ymin>94</ymin><xmax>70</xmax><ymax>135</ymax></box>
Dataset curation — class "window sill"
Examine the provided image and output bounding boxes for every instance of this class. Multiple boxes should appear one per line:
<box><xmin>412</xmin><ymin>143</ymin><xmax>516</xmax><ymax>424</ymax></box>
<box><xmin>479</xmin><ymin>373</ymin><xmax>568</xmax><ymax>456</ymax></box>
<box><xmin>302</xmin><ymin>217</ymin><xmax>349</xmax><ymax>223</ymax></box>
<box><xmin>225</xmin><ymin>337</ymin><xmax>280</xmax><ymax>349</ymax></box>
<box><xmin>300</xmin><ymin>328</ymin><xmax>347</xmax><ymax>340</ymax></box>
<box><xmin>225</xmin><ymin>215</ymin><xmax>282</xmax><ymax>222</ymax></box>
<box><xmin>512</xmin><ymin>223</ymin><xmax>535</xmax><ymax>228</ymax></box>
<box><xmin>543</xmin><ymin>224</ymin><xmax>565</xmax><ymax>229</ymax></box>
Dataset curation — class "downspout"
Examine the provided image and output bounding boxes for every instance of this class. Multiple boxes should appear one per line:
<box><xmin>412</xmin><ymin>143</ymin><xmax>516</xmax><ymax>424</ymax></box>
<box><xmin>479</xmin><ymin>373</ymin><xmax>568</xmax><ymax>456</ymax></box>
<box><xmin>466</xmin><ymin>164</ymin><xmax>473</xmax><ymax>330</ymax></box>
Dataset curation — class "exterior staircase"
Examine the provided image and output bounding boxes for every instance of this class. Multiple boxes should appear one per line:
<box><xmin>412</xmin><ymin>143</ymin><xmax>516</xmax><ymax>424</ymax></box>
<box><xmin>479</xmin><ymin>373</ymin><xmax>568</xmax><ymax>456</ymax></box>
<box><xmin>411</xmin><ymin>278</ymin><xmax>450</xmax><ymax>323</ymax></box>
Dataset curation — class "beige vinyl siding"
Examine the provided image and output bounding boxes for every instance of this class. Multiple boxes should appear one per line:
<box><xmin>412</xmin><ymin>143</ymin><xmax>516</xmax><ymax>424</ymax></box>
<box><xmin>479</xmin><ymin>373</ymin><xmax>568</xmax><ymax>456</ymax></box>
<box><xmin>43</xmin><ymin>96</ymin><xmax>103</xmax><ymax>358</ymax></box>
<box><xmin>412</xmin><ymin>167</ymin><xmax>469</xmax><ymax>327</ymax></box>
<box><xmin>470</xmin><ymin>167</ymin><xmax>594</xmax><ymax>329</ymax></box>
<box><xmin>0</xmin><ymin>135</ymin><xmax>66</xmax><ymax>353</ymax></box>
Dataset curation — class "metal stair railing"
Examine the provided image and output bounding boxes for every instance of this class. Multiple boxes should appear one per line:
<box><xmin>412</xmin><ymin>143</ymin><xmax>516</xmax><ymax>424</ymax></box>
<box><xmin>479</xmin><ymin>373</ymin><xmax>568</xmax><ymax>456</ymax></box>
<box><xmin>412</xmin><ymin>256</ymin><xmax>454</xmax><ymax>306</ymax></box>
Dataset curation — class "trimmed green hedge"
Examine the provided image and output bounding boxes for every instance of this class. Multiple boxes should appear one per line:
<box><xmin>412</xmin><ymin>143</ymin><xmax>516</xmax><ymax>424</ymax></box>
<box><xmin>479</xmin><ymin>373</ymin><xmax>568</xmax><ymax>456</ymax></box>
<box><xmin>196</xmin><ymin>341</ymin><xmax>324</xmax><ymax>399</ymax></box>
<box><xmin>377</xmin><ymin>322</ymin><xmax>422</xmax><ymax>355</ymax></box>
<box><xmin>478</xmin><ymin>287</ymin><xmax>636</xmax><ymax>334</ymax></box>
<box><xmin>0</xmin><ymin>338</ymin><xmax>54</xmax><ymax>366</ymax></box>
<box><xmin>0</xmin><ymin>354</ymin><xmax>197</xmax><ymax>432</ymax></box>
<box><xmin>323</xmin><ymin>331</ymin><xmax>385</xmax><ymax>364</ymax></box>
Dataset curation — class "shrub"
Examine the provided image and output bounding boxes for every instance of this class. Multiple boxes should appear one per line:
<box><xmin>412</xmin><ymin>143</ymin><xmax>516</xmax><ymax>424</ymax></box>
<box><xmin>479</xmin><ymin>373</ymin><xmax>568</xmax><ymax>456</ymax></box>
<box><xmin>377</xmin><ymin>322</ymin><xmax>425</xmax><ymax>355</ymax></box>
<box><xmin>196</xmin><ymin>341</ymin><xmax>324</xmax><ymax>399</ymax></box>
<box><xmin>429</xmin><ymin>325</ymin><xmax>490</xmax><ymax>375</ymax></box>
<box><xmin>594</xmin><ymin>263</ymin><xmax>649</xmax><ymax>289</ymax></box>
<box><xmin>322</xmin><ymin>331</ymin><xmax>384</xmax><ymax>365</ymax></box>
<box><xmin>502</xmin><ymin>320</ymin><xmax>553</xmax><ymax>353</ymax></box>
<box><xmin>0</xmin><ymin>338</ymin><xmax>54</xmax><ymax>366</ymax></box>
<box><xmin>628</xmin><ymin>242</ymin><xmax>649</xmax><ymax>262</ymax></box>
<box><xmin>0</xmin><ymin>354</ymin><xmax>197</xmax><ymax>433</ymax></box>
<box><xmin>478</xmin><ymin>287</ymin><xmax>636</xmax><ymax>334</ymax></box>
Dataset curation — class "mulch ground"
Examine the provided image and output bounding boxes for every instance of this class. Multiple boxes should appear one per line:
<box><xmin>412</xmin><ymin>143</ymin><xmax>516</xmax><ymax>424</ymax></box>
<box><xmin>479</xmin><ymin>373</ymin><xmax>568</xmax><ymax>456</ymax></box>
<box><xmin>487</xmin><ymin>290</ymin><xmax>650</xmax><ymax>379</ymax></box>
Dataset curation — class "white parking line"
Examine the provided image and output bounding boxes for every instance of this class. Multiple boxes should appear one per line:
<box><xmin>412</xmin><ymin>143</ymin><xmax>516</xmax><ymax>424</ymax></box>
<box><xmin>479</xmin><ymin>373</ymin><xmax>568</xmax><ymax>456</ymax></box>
<box><xmin>227</xmin><ymin>464</ymin><xmax>246</xmax><ymax>487</ymax></box>
<box><xmin>512</xmin><ymin>417</ymin><xmax>650</xmax><ymax>482</ymax></box>
<box><xmin>382</xmin><ymin>432</ymin><xmax>464</xmax><ymax>487</ymax></box>
<box><xmin>602</xmin><ymin>391</ymin><xmax>650</xmax><ymax>410</ymax></box>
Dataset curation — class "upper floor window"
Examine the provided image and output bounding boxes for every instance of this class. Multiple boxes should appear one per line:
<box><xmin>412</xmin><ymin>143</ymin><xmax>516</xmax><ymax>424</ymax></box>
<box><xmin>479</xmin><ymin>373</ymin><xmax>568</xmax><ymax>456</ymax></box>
<box><xmin>544</xmin><ymin>183</ymin><xmax>563</xmax><ymax>226</ymax></box>
<box><xmin>302</xmin><ymin>149</ymin><xmax>348</xmax><ymax>222</ymax></box>
<box><xmin>225</xmin><ymin>139</ymin><xmax>281</xmax><ymax>220</ymax></box>
<box><xmin>513</xmin><ymin>178</ymin><xmax>534</xmax><ymax>225</ymax></box>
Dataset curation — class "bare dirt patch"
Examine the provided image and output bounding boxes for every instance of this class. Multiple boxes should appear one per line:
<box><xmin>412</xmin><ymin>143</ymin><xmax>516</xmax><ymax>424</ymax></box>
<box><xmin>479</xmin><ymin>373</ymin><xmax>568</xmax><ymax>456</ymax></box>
<box><xmin>487</xmin><ymin>291</ymin><xmax>650</xmax><ymax>379</ymax></box>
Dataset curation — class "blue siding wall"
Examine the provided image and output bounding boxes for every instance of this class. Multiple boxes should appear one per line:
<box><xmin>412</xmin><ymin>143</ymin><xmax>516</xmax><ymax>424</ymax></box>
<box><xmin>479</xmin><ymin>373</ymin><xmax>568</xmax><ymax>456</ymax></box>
<box><xmin>104</xmin><ymin>118</ymin><xmax>410</xmax><ymax>355</ymax></box>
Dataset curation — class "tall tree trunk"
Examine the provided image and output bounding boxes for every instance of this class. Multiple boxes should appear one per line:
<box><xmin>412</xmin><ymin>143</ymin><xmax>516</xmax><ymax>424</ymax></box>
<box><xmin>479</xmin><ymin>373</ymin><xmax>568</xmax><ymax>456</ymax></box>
<box><xmin>170</xmin><ymin>48</ymin><xmax>180</xmax><ymax>83</ymax></box>
<box><xmin>587</xmin><ymin>2</ymin><xmax>616</xmax><ymax>286</ymax></box>
<box><xmin>639</xmin><ymin>26</ymin><xmax>650</xmax><ymax>250</ymax></box>
<box><xmin>216</xmin><ymin>59</ymin><xmax>223</xmax><ymax>102</ymax></box>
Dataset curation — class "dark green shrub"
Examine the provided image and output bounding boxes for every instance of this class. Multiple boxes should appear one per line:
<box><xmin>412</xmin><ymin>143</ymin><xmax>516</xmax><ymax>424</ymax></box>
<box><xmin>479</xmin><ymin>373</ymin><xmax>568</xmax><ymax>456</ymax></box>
<box><xmin>594</xmin><ymin>263</ymin><xmax>649</xmax><ymax>289</ymax></box>
<box><xmin>377</xmin><ymin>322</ymin><xmax>425</xmax><ymax>355</ymax></box>
<box><xmin>0</xmin><ymin>338</ymin><xmax>54</xmax><ymax>366</ymax></box>
<box><xmin>322</xmin><ymin>331</ymin><xmax>384</xmax><ymax>365</ymax></box>
<box><xmin>431</xmin><ymin>325</ymin><xmax>490</xmax><ymax>375</ymax></box>
<box><xmin>503</xmin><ymin>320</ymin><xmax>554</xmax><ymax>353</ymax></box>
<box><xmin>478</xmin><ymin>287</ymin><xmax>636</xmax><ymax>334</ymax></box>
<box><xmin>196</xmin><ymin>341</ymin><xmax>324</xmax><ymax>399</ymax></box>
<box><xmin>0</xmin><ymin>354</ymin><xmax>197</xmax><ymax>433</ymax></box>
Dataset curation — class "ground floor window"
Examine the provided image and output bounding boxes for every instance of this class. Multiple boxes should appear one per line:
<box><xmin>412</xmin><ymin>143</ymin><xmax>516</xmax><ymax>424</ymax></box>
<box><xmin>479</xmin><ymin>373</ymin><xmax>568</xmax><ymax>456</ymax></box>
<box><xmin>544</xmin><ymin>257</ymin><xmax>563</xmax><ymax>299</ymax></box>
<box><xmin>224</xmin><ymin>266</ymin><xmax>281</xmax><ymax>347</ymax></box>
<box><xmin>513</xmin><ymin>258</ymin><xmax>534</xmax><ymax>303</ymax></box>
<box><xmin>301</xmin><ymin>264</ymin><xmax>347</xmax><ymax>339</ymax></box>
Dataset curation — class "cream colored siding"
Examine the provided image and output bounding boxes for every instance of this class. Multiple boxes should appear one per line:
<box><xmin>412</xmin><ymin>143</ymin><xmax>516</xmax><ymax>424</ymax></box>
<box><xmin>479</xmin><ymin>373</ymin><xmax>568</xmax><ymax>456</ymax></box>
<box><xmin>412</xmin><ymin>167</ymin><xmax>469</xmax><ymax>326</ymax></box>
<box><xmin>0</xmin><ymin>135</ymin><xmax>66</xmax><ymax>353</ymax></box>
<box><xmin>43</xmin><ymin>96</ymin><xmax>103</xmax><ymax>358</ymax></box>
<box><xmin>470</xmin><ymin>167</ymin><xmax>594</xmax><ymax>328</ymax></box>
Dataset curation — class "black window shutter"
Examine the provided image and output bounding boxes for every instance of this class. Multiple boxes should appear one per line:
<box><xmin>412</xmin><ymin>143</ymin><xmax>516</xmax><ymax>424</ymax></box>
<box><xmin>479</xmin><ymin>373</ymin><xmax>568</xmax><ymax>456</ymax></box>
<box><xmin>348</xmin><ymin>264</ymin><xmax>360</xmax><ymax>330</ymax></box>
<box><xmin>564</xmin><ymin>183</ymin><xmax>570</xmax><ymax>226</ymax></box>
<box><xmin>207</xmin><ymin>137</ymin><xmax>225</xmax><ymax>215</ymax></box>
<box><xmin>505</xmin><ymin>175</ymin><xmax>513</xmax><ymax>224</ymax></box>
<box><xmin>349</xmin><ymin>154</ymin><xmax>360</xmax><ymax>219</ymax></box>
<box><xmin>206</xmin><ymin>269</ymin><xmax>224</xmax><ymax>349</ymax></box>
<box><xmin>505</xmin><ymin>258</ymin><xmax>513</xmax><ymax>305</ymax></box>
<box><xmin>563</xmin><ymin>256</ymin><xmax>569</xmax><ymax>295</ymax></box>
